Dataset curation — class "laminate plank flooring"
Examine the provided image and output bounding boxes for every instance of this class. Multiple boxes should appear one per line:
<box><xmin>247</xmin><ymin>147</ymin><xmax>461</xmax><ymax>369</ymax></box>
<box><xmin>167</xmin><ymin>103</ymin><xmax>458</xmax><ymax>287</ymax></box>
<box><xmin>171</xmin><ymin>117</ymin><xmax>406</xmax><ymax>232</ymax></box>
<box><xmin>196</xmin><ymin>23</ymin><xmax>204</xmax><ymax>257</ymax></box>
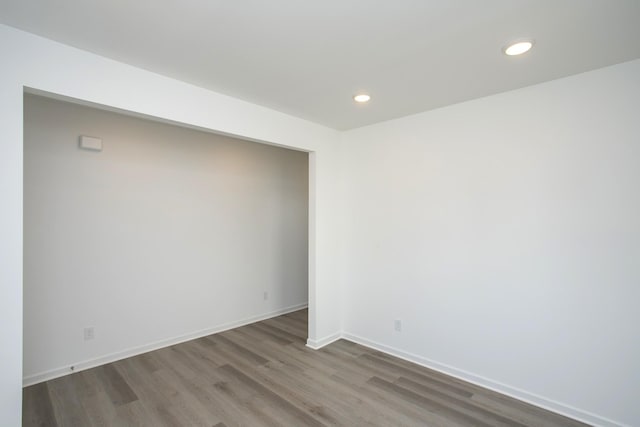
<box><xmin>23</xmin><ymin>309</ymin><xmax>589</xmax><ymax>427</ymax></box>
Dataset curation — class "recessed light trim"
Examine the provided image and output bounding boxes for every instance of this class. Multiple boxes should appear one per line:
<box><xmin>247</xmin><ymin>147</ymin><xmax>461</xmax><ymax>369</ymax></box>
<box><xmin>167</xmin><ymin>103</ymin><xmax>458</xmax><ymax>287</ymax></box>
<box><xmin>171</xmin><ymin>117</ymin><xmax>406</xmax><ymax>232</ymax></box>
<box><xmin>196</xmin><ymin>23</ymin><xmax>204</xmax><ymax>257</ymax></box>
<box><xmin>353</xmin><ymin>94</ymin><xmax>371</xmax><ymax>103</ymax></box>
<box><xmin>503</xmin><ymin>40</ymin><xmax>534</xmax><ymax>56</ymax></box>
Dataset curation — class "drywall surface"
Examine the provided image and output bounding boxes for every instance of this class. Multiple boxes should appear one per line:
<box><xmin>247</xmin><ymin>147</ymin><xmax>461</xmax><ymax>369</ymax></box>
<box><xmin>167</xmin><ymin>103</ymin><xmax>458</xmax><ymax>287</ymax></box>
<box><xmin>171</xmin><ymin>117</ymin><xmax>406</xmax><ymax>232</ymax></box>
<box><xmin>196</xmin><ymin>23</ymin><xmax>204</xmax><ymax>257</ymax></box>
<box><xmin>0</xmin><ymin>68</ymin><xmax>23</xmax><ymax>427</ymax></box>
<box><xmin>23</xmin><ymin>94</ymin><xmax>308</xmax><ymax>380</ymax></box>
<box><xmin>0</xmin><ymin>24</ymin><xmax>342</xmax><ymax>426</ymax></box>
<box><xmin>342</xmin><ymin>59</ymin><xmax>640</xmax><ymax>427</ymax></box>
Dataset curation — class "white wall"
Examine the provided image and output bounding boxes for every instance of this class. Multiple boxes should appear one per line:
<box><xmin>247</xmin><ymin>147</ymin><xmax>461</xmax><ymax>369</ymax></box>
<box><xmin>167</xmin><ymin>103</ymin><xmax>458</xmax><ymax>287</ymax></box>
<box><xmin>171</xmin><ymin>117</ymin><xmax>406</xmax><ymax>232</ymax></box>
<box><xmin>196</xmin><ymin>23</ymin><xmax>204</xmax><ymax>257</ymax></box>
<box><xmin>4</xmin><ymin>21</ymin><xmax>639</xmax><ymax>427</ymax></box>
<box><xmin>341</xmin><ymin>59</ymin><xmax>640</xmax><ymax>427</ymax></box>
<box><xmin>23</xmin><ymin>94</ymin><xmax>309</xmax><ymax>381</ymax></box>
<box><xmin>0</xmin><ymin>24</ymin><xmax>343</xmax><ymax>426</ymax></box>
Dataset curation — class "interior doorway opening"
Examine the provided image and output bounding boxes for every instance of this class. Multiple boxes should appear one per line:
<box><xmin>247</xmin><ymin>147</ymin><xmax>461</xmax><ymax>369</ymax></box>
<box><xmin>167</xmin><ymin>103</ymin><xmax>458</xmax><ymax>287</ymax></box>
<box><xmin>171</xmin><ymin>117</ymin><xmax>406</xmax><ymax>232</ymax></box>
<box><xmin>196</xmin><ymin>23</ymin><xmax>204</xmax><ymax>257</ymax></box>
<box><xmin>22</xmin><ymin>91</ymin><xmax>310</xmax><ymax>387</ymax></box>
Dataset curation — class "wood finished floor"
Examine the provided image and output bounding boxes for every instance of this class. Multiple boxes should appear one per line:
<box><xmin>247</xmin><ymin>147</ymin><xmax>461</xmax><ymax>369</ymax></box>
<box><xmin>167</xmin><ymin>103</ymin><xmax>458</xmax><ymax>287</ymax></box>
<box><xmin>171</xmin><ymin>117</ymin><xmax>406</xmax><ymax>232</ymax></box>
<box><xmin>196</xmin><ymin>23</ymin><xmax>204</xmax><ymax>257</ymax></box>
<box><xmin>23</xmin><ymin>309</ymin><xmax>588</xmax><ymax>427</ymax></box>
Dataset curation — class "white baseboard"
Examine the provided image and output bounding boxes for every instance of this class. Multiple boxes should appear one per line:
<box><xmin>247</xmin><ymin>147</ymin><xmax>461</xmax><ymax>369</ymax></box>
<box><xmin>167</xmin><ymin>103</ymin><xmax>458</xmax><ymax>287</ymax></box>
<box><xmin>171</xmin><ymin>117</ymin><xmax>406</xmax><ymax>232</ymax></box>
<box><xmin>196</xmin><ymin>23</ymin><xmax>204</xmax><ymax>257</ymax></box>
<box><xmin>23</xmin><ymin>303</ymin><xmax>308</xmax><ymax>387</ymax></box>
<box><xmin>340</xmin><ymin>331</ymin><xmax>626</xmax><ymax>427</ymax></box>
<box><xmin>24</xmin><ymin>315</ymin><xmax>624</xmax><ymax>427</ymax></box>
<box><xmin>306</xmin><ymin>331</ymin><xmax>342</xmax><ymax>350</ymax></box>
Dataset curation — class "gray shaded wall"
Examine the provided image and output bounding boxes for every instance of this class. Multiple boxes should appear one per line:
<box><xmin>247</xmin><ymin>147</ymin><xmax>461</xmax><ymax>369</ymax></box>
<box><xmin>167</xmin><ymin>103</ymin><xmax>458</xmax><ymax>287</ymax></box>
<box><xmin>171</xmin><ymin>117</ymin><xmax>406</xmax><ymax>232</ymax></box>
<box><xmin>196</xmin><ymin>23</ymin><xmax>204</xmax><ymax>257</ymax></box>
<box><xmin>23</xmin><ymin>94</ymin><xmax>308</xmax><ymax>381</ymax></box>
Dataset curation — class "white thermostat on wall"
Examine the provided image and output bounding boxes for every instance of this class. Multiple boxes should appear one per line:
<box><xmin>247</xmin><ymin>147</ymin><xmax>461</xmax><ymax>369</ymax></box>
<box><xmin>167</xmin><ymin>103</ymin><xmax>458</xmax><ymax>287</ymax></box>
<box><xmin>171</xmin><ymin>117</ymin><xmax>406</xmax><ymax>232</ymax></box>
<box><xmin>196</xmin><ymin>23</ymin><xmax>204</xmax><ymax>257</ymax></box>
<box><xmin>79</xmin><ymin>135</ymin><xmax>102</xmax><ymax>151</ymax></box>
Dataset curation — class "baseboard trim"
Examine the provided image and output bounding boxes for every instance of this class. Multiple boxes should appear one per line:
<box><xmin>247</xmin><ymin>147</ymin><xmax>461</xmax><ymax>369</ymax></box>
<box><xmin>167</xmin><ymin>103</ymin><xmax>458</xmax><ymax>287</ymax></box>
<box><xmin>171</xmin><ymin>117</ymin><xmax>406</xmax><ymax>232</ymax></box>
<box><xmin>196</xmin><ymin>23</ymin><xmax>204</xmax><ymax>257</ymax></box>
<box><xmin>23</xmin><ymin>303</ymin><xmax>308</xmax><ymax>387</ymax></box>
<box><xmin>24</xmin><ymin>316</ymin><xmax>625</xmax><ymax>426</ymax></box>
<box><xmin>340</xmin><ymin>331</ymin><xmax>625</xmax><ymax>427</ymax></box>
<box><xmin>306</xmin><ymin>331</ymin><xmax>342</xmax><ymax>350</ymax></box>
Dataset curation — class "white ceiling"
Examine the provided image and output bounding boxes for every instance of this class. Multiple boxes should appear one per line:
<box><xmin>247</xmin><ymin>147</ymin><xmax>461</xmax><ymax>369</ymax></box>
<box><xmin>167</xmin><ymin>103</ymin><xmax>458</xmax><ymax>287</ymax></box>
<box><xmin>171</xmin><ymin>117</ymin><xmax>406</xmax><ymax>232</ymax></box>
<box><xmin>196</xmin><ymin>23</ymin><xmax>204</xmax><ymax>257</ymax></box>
<box><xmin>2</xmin><ymin>1</ymin><xmax>640</xmax><ymax>130</ymax></box>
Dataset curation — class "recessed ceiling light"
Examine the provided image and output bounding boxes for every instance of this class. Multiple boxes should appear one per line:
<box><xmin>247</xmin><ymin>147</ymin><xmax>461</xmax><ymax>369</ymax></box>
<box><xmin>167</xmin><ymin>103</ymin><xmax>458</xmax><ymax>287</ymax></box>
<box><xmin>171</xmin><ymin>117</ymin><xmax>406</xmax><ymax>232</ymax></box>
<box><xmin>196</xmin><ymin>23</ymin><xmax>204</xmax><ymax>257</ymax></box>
<box><xmin>503</xmin><ymin>40</ymin><xmax>534</xmax><ymax>56</ymax></box>
<box><xmin>353</xmin><ymin>94</ymin><xmax>371</xmax><ymax>103</ymax></box>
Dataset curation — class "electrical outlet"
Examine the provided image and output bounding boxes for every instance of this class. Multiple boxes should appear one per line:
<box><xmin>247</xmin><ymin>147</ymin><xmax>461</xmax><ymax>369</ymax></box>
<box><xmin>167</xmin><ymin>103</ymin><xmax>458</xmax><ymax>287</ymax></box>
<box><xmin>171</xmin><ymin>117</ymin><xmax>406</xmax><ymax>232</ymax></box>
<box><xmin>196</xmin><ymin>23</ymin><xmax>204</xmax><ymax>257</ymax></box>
<box><xmin>394</xmin><ymin>319</ymin><xmax>402</xmax><ymax>332</ymax></box>
<box><xmin>84</xmin><ymin>327</ymin><xmax>95</xmax><ymax>341</ymax></box>
<box><xmin>263</xmin><ymin>291</ymin><xmax>269</xmax><ymax>301</ymax></box>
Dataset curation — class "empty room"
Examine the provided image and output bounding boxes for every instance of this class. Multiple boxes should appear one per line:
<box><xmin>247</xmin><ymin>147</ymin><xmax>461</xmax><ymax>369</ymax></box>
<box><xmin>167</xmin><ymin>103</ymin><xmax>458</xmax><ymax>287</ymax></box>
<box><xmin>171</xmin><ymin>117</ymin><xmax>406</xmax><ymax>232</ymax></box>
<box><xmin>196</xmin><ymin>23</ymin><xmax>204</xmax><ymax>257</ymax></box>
<box><xmin>1</xmin><ymin>1</ymin><xmax>639</xmax><ymax>426</ymax></box>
